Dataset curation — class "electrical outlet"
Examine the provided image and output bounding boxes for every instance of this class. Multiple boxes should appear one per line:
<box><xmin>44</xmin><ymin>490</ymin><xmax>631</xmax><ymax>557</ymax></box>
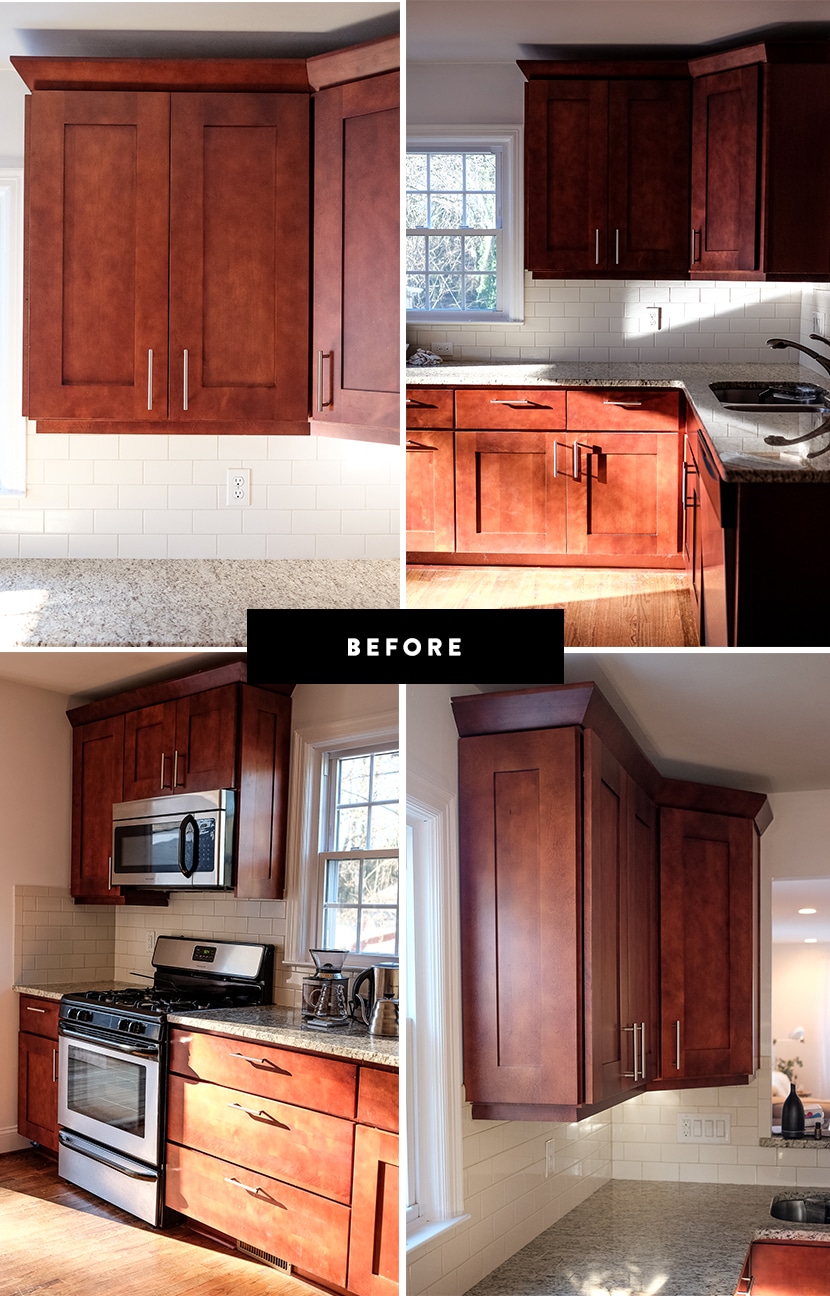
<box><xmin>433</xmin><ymin>342</ymin><xmax>454</xmax><ymax>356</ymax></box>
<box><xmin>813</xmin><ymin>312</ymin><xmax>827</xmax><ymax>337</ymax></box>
<box><xmin>226</xmin><ymin>468</ymin><xmax>251</xmax><ymax>507</ymax></box>
<box><xmin>646</xmin><ymin>306</ymin><xmax>662</xmax><ymax>330</ymax></box>
<box><xmin>677</xmin><ymin>1112</ymin><xmax>731</xmax><ymax>1144</ymax></box>
<box><xmin>545</xmin><ymin>1138</ymin><xmax>556</xmax><ymax>1176</ymax></box>
<box><xmin>145</xmin><ymin>930</ymin><xmax>156</xmax><ymax>954</ymax></box>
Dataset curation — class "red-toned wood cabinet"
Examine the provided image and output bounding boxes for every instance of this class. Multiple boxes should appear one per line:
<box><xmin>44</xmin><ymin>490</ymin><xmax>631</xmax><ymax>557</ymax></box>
<box><xmin>520</xmin><ymin>66</ymin><xmax>691</xmax><ymax>277</ymax></box>
<box><xmin>18</xmin><ymin>996</ymin><xmax>59</xmax><ymax>1153</ymax></box>
<box><xmin>405</xmin><ymin>432</ymin><xmax>455</xmax><ymax>552</ymax></box>
<box><xmin>734</xmin><ymin>1239</ymin><xmax>830</xmax><ymax>1295</ymax></box>
<box><xmin>67</xmin><ymin>662</ymin><xmax>292</xmax><ymax>904</ymax></box>
<box><xmin>348</xmin><ymin>1067</ymin><xmax>399</xmax><ymax>1296</ymax></box>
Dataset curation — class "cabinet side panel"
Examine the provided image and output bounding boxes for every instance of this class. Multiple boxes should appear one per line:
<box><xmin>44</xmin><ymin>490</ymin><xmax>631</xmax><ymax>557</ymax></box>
<box><xmin>681</xmin><ymin>836</ymin><xmax>731</xmax><ymax>1058</ymax></box>
<box><xmin>235</xmin><ymin>688</ymin><xmax>292</xmax><ymax>900</ymax></box>
<box><xmin>492</xmin><ymin>769</ymin><xmax>542</xmax><ymax>1068</ymax></box>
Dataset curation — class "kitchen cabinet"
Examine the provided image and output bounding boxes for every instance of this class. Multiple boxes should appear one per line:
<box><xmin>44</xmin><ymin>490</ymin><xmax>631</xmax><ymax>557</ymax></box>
<box><xmin>166</xmin><ymin>1028</ymin><xmax>398</xmax><ymax>1294</ymax></box>
<box><xmin>310</xmin><ymin>54</ymin><xmax>400</xmax><ymax>445</ymax></box>
<box><xmin>405</xmin><ymin>430</ymin><xmax>455</xmax><ymax>552</ymax></box>
<box><xmin>681</xmin><ymin>431</ymin><xmax>702</xmax><ymax>640</ymax></box>
<box><xmin>15</xmin><ymin>63</ymin><xmax>310</xmax><ymax>432</ymax></box>
<box><xmin>67</xmin><ymin>661</ymin><xmax>292</xmax><ymax>904</ymax></box>
<box><xmin>520</xmin><ymin>65</ymin><xmax>691</xmax><ymax>277</ymax></box>
<box><xmin>734</xmin><ymin>1239</ymin><xmax>830</xmax><ymax>1294</ymax></box>
<box><xmin>689</xmin><ymin>43</ymin><xmax>830</xmax><ymax>279</ymax></box>
<box><xmin>451</xmin><ymin>684</ymin><xmax>769</xmax><ymax>1120</ymax></box>
<box><xmin>17</xmin><ymin>996</ymin><xmax>59</xmax><ymax>1154</ymax></box>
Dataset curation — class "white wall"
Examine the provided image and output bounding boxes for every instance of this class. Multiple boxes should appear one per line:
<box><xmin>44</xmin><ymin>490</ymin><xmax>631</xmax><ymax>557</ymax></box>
<box><xmin>0</xmin><ymin>676</ymin><xmax>72</xmax><ymax>1151</ymax></box>
<box><xmin>0</xmin><ymin>67</ymin><xmax>399</xmax><ymax>558</ymax></box>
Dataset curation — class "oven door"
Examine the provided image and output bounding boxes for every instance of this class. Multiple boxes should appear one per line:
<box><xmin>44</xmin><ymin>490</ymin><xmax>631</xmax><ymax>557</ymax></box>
<box><xmin>58</xmin><ymin>1026</ymin><xmax>161</xmax><ymax>1166</ymax></box>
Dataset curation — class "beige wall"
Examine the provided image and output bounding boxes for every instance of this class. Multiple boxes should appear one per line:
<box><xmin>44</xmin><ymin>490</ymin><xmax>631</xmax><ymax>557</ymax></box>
<box><xmin>0</xmin><ymin>677</ymin><xmax>72</xmax><ymax>1150</ymax></box>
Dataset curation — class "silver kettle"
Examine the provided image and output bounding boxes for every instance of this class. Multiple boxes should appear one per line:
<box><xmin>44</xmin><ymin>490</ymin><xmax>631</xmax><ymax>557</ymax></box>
<box><xmin>351</xmin><ymin>963</ymin><xmax>399</xmax><ymax>1035</ymax></box>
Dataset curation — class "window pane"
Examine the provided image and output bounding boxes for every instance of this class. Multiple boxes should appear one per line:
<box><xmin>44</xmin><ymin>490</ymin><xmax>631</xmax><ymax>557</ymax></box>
<box><xmin>465</xmin><ymin>193</ymin><xmax>496</xmax><ymax>229</ymax></box>
<box><xmin>465</xmin><ymin>274</ymin><xmax>498</xmax><ymax>311</ymax></box>
<box><xmin>429</xmin><ymin>235</ymin><xmax>463</xmax><ymax>273</ymax></box>
<box><xmin>407</xmin><ymin>193</ymin><xmax>428</xmax><ymax>228</ymax></box>
<box><xmin>464</xmin><ymin>235</ymin><xmax>497</xmax><ymax>271</ymax></box>
<box><xmin>465</xmin><ymin>152</ymin><xmax>496</xmax><ymax>189</ymax></box>
<box><xmin>406</xmin><ymin>275</ymin><xmax>426</xmax><ymax>310</ymax></box>
<box><xmin>406</xmin><ymin>152</ymin><xmax>427</xmax><ymax>190</ymax></box>
<box><xmin>429</xmin><ymin>192</ymin><xmax>463</xmax><ymax>229</ymax></box>
<box><xmin>337</xmin><ymin>754</ymin><xmax>371</xmax><ymax>806</ymax></box>
<box><xmin>360</xmin><ymin>908</ymin><xmax>398</xmax><ymax>957</ymax></box>
<box><xmin>369</xmin><ymin>804</ymin><xmax>399</xmax><ymax>849</ymax></box>
<box><xmin>335</xmin><ymin>805</ymin><xmax>369</xmax><ymax>850</ymax></box>
<box><xmin>429</xmin><ymin>274</ymin><xmax>463</xmax><ymax>310</ymax></box>
<box><xmin>362</xmin><ymin>857</ymin><xmax>399</xmax><ymax>904</ymax></box>
<box><xmin>323</xmin><ymin>906</ymin><xmax>358</xmax><ymax>951</ymax></box>
<box><xmin>324</xmin><ymin>858</ymin><xmax>360</xmax><ymax>904</ymax></box>
<box><xmin>429</xmin><ymin>152</ymin><xmax>463</xmax><ymax>190</ymax></box>
<box><xmin>372</xmin><ymin>751</ymin><xmax>399</xmax><ymax>803</ymax></box>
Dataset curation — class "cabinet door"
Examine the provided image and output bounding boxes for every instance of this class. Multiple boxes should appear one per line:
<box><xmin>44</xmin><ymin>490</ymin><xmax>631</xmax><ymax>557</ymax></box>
<box><xmin>455</xmin><ymin>431</ymin><xmax>568</xmax><ymax>554</ymax></box>
<box><xmin>682</xmin><ymin>432</ymin><xmax>703</xmax><ymax>641</ymax></box>
<box><xmin>72</xmin><ymin>715</ymin><xmax>125</xmax><ymax>901</ymax></box>
<box><xmin>25</xmin><ymin>90</ymin><xmax>169</xmax><ymax>420</ymax></box>
<box><xmin>348</xmin><ymin>1126</ymin><xmax>399</xmax><ymax>1296</ymax></box>
<box><xmin>607</xmin><ymin>80</ymin><xmax>691</xmax><ymax>276</ymax></box>
<box><xmin>690</xmin><ymin>66</ymin><xmax>759</xmax><ymax>274</ymax></box>
<box><xmin>406</xmin><ymin>431</ymin><xmax>455</xmax><ymax>552</ymax></box>
<box><xmin>122</xmin><ymin>701</ymin><xmax>178</xmax><ymax>801</ymax></box>
<box><xmin>312</xmin><ymin>73</ymin><xmax>399</xmax><ymax>440</ymax></box>
<box><xmin>741</xmin><ymin>1240</ymin><xmax>830</xmax><ymax>1295</ymax></box>
<box><xmin>458</xmin><ymin>728</ymin><xmax>583</xmax><ymax>1115</ymax></box>
<box><xmin>566</xmin><ymin>431</ymin><xmax>680</xmax><ymax>557</ymax></box>
<box><xmin>235</xmin><ymin>686</ymin><xmax>292</xmax><ymax>900</ymax></box>
<box><xmin>524</xmin><ymin>79</ymin><xmax>609</xmax><ymax>273</ymax></box>
<box><xmin>174</xmin><ymin>686</ymin><xmax>237</xmax><ymax>792</ymax></box>
<box><xmin>169</xmin><ymin>93</ymin><xmax>310</xmax><ymax>426</ymax></box>
<box><xmin>660</xmin><ymin>808</ymin><xmax>758</xmax><ymax>1084</ymax></box>
<box><xmin>625</xmin><ymin>778</ymin><xmax>659</xmax><ymax>1084</ymax></box>
<box><xmin>18</xmin><ymin>1031</ymin><xmax>59</xmax><ymax>1152</ymax></box>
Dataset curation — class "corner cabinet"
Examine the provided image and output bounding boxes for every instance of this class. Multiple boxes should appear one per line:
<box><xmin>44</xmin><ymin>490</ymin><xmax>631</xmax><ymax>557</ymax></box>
<box><xmin>67</xmin><ymin>661</ymin><xmax>293</xmax><ymax>904</ymax></box>
<box><xmin>452</xmin><ymin>684</ymin><xmax>770</xmax><ymax>1121</ymax></box>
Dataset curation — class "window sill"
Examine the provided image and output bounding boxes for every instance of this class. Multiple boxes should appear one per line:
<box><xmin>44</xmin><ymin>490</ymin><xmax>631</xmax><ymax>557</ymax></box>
<box><xmin>406</xmin><ymin>1213</ymin><xmax>471</xmax><ymax>1258</ymax></box>
<box><xmin>407</xmin><ymin>312</ymin><xmax>523</xmax><ymax>325</ymax></box>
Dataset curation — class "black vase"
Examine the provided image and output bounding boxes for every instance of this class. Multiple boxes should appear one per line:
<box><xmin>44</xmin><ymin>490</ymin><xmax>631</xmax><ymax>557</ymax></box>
<box><xmin>782</xmin><ymin>1082</ymin><xmax>806</xmax><ymax>1138</ymax></box>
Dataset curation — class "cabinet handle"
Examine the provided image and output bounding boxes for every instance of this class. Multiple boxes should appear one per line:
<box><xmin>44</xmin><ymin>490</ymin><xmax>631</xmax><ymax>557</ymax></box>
<box><xmin>691</xmin><ymin>227</ymin><xmax>700</xmax><ymax>264</ymax></box>
<box><xmin>602</xmin><ymin>400</ymin><xmax>642</xmax><ymax>407</ymax></box>
<box><xmin>405</xmin><ymin>398</ymin><xmax>419</xmax><ymax>406</ymax></box>
<box><xmin>489</xmin><ymin>399</ymin><xmax>537</xmax><ymax>406</ymax></box>
<box><xmin>572</xmin><ymin>441</ymin><xmax>596</xmax><ymax>481</ymax></box>
<box><xmin>552</xmin><ymin>440</ymin><xmax>562</xmax><ymax>478</ymax></box>
<box><xmin>26</xmin><ymin>1005</ymin><xmax>47</xmax><ymax>1013</ymax></box>
<box><xmin>641</xmin><ymin>1022</ymin><xmax>646</xmax><ymax>1082</ymax></box>
<box><xmin>173</xmin><ymin>750</ymin><xmax>183</xmax><ymax>788</ymax></box>
<box><xmin>675</xmin><ymin>1020</ymin><xmax>681</xmax><ymax>1070</ymax></box>
<box><xmin>52</xmin><ymin>1047</ymin><xmax>57</xmax><ymax>1085</ymax></box>
<box><xmin>147</xmin><ymin>349</ymin><xmax>153</xmax><ymax>412</ymax></box>
<box><xmin>223</xmin><ymin>1176</ymin><xmax>285</xmax><ymax>1206</ymax></box>
<box><xmin>406</xmin><ymin>440</ymin><xmax>436</xmax><ymax>451</ymax></box>
<box><xmin>160</xmin><ymin>752</ymin><xmax>166</xmax><ymax>790</ymax></box>
<box><xmin>615</xmin><ymin>228</ymin><xmax>620</xmax><ymax>265</ymax></box>
<box><xmin>227</xmin><ymin>1102</ymin><xmax>289</xmax><ymax>1129</ymax></box>
<box><xmin>623</xmin><ymin>1023</ymin><xmax>640</xmax><ymax>1081</ymax></box>
<box><xmin>228</xmin><ymin>1051</ymin><xmax>290</xmax><ymax>1074</ymax></box>
<box><xmin>317</xmin><ymin>350</ymin><xmax>334</xmax><ymax>411</ymax></box>
<box><xmin>595</xmin><ymin>228</ymin><xmax>600</xmax><ymax>265</ymax></box>
<box><xmin>183</xmin><ymin>349</ymin><xmax>189</xmax><ymax>411</ymax></box>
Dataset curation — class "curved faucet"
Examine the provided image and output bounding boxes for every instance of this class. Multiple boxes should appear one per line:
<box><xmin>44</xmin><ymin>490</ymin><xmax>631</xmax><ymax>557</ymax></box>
<box><xmin>766</xmin><ymin>336</ymin><xmax>830</xmax><ymax>381</ymax></box>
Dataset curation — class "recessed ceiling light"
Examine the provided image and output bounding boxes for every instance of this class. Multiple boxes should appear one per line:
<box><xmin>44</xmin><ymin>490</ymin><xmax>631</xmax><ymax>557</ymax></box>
<box><xmin>799</xmin><ymin>908</ymin><xmax>817</xmax><ymax>914</ymax></box>
<box><xmin>805</xmin><ymin>938</ymin><xmax>818</xmax><ymax>943</ymax></box>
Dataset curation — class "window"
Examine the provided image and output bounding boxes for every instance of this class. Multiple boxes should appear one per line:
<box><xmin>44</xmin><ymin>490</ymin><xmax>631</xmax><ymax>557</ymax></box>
<box><xmin>0</xmin><ymin>169</ymin><xmax>25</xmax><ymax>496</ymax></box>
<box><xmin>406</xmin><ymin>128</ymin><xmax>522</xmax><ymax>324</ymax></box>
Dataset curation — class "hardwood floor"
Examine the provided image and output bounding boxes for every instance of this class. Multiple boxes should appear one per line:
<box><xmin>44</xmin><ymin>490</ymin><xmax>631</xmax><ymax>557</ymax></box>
<box><xmin>0</xmin><ymin>1149</ymin><xmax>324</xmax><ymax>1296</ymax></box>
<box><xmin>405</xmin><ymin>565</ymin><xmax>700</xmax><ymax>647</ymax></box>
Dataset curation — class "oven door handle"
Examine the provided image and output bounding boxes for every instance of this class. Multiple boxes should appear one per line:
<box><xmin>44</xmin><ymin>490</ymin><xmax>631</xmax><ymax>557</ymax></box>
<box><xmin>178</xmin><ymin>813</ymin><xmax>200</xmax><ymax>879</ymax></box>
<box><xmin>58</xmin><ymin>1129</ymin><xmax>159</xmax><ymax>1181</ymax></box>
<box><xmin>58</xmin><ymin>1023</ymin><xmax>160</xmax><ymax>1058</ymax></box>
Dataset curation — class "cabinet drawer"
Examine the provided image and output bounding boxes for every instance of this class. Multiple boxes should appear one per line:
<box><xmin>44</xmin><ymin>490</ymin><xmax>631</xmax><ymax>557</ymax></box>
<box><xmin>19</xmin><ymin>996</ymin><xmax>59</xmax><ymax>1039</ymax></box>
<box><xmin>357</xmin><ymin>1067</ymin><xmax>399</xmax><ymax>1133</ymax></box>
<box><xmin>455</xmin><ymin>388</ymin><xmax>566</xmax><ymax>429</ymax></box>
<box><xmin>406</xmin><ymin>387</ymin><xmax>454</xmax><ymax>429</ymax></box>
<box><xmin>167</xmin><ymin>1074</ymin><xmax>355</xmax><ymax>1203</ymax></box>
<box><xmin>165</xmin><ymin>1142</ymin><xmax>350</xmax><ymax>1288</ymax></box>
<box><xmin>567</xmin><ymin>388</ymin><xmax>680</xmax><ymax>431</ymax></box>
<box><xmin>168</xmin><ymin>1028</ymin><xmax>357</xmax><ymax>1119</ymax></box>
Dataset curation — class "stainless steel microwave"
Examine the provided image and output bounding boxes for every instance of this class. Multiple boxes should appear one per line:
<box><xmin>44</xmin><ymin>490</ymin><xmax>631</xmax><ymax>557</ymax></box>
<box><xmin>111</xmin><ymin>790</ymin><xmax>235</xmax><ymax>889</ymax></box>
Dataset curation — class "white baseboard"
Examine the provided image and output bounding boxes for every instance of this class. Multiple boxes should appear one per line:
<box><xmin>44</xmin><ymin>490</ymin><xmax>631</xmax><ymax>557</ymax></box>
<box><xmin>0</xmin><ymin>1126</ymin><xmax>29</xmax><ymax>1154</ymax></box>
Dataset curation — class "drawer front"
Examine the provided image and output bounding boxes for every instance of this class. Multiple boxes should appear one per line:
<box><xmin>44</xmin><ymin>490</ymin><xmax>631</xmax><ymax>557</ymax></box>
<box><xmin>19</xmin><ymin>996</ymin><xmax>59</xmax><ymax>1040</ymax></box>
<box><xmin>168</xmin><ymin>1028</ymin><xmax>357</xmax><ymax>1119</ymax></box>
<box><xmin>167</xmin><ymin>1074</ymin><xmax>355</xmax><ymax>1203</ymax></box>
<box><xmin>455</xmin><ymin>388</ymin><xmax>567</xmax><ymax>430</ymax></box>
<box><xmin>357</xmin><ymin>1067</ymin><xmax>399</xmax><ymax>1133</ymax></box>
<box><xmin>567</xmin><ymin>388</ymin><xmax>681</xmax><ymax>431</ymax></box>
<box><xmin>406</xmin><ymin>387</ymin><xmax>454</xmax><ymax>429</ymax></box>
<box><xmin>165</xmin><ymin>1142</ymin><xmax>350</xmax><ymax>1288</ymax></box>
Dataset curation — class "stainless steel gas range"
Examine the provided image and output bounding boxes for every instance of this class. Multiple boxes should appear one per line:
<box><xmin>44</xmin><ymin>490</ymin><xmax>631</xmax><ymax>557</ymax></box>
<box><xmin>57</xmin><ymin>936</ymin><xmax>275</xmax><ymax>1225</ymax></box>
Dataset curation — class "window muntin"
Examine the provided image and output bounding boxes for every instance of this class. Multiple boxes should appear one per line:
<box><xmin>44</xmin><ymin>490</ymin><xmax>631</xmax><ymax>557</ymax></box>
<box><xmin>406</xmin><ymin>149</ymin><xmax>500</xmax><ymax>313</ymax></box>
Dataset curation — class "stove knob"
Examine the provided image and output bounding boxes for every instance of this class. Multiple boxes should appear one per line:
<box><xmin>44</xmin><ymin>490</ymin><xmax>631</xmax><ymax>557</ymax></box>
<box><xmin>118</xmin><ymin>1019</ymin><xmax>130</xmax><ymax>1031</ymax></box>
<box><xmin>129</xmin><ymin>1021</ymin><xmax>145</xmax><ymax>1034</ymax></box>
<box><xmin>67</xmin><ymin>1007</ymin><xmax>78</xmax><ymax>1019</ymax></box>
<box><xmin>78</xmin><ymin>1009</ymin><xmax>92</xmax><ymax>1022</ymax></box>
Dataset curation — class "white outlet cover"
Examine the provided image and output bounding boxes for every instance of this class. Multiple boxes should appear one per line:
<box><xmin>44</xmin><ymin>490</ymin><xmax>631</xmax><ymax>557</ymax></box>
<box><xmin>813</xmin><ymin>312</ymin><xmax>827</xmax><ymax>336</ymax></box>
<box><xmin>226</xmin><ymin>468</ymin><xmax>251</xmax><ymax>507</ymax></box>
<box><xmin>545</xmin><ymin>1138</ymin><xmax>555</xmax><ymax>1176</ymax></box>
<box><xmin>677</xmin><ymin>1112</ymin><xmax>731</xmax><ymax>1144</ymax></box>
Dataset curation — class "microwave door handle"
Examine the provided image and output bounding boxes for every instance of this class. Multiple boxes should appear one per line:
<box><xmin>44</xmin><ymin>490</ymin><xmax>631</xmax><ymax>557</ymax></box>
<box><xmin>178</xmin><ymin>813</ymin><xmax>200</xmax><ymax>879</ymax></box>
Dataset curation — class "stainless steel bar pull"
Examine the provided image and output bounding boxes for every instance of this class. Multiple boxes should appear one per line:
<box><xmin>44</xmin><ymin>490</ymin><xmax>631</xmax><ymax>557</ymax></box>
<box><xmin>675</xmin><ymin>1019</ymin><xmax>681</xmax><ymax>1070</ymax></box>
<box><xmin>572</xmin><ymin>441</ymin><xmax>596</xmax><ymax>481</ymax></box>
<box><xmin>615</xmin><ymin>229</ymin><xmax>620</xmax><ymax>265</ymax></box>
<box><xmin>317</xmin><ymin>350</ymin><xmax>334</xmax><ymax>411</ymax></box>
<box><xmin>595</xmin><ymin>228</ymin><xmax>600</xmax><ymax>265</ymax></box>
<box><xmin>623</xmin><ymin>1024</ymin><xmax>640</xmax><ymax>1081</ymax></box>
<box><xmin>147</xmin><ymin>349</ymin><xmax>153</xmax><ymax>411</ymax></box>
<box><xmin>183</xmin><ymin>349</ymin><xmax>189</xmax><ymax>411</ymax></box>
<box><xmin>641</xmin><ymin>1021</ymin><xmax>646</xmax><ymax>1081</ymax></box>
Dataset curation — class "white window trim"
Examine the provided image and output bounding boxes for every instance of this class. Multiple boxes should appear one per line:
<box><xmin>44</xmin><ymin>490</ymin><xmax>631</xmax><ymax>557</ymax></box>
<box><xmin>283</xmin><ymin>709</ymin><xmax>399</xmax><ymax>985</ymax></box>
<box><xmin>405</xmin><ymin>769</ymin><xmax>468</xmax><ymax>1254</ymax></box>
<box><xmin>0</xmin><ymin>169</ymin><xmax>25</xmax><ymax>497</ymax></box>
<box><xmin>406</xmin><ymin>126</ymin><xmax>524</xmax><ymax>325</ymax></box>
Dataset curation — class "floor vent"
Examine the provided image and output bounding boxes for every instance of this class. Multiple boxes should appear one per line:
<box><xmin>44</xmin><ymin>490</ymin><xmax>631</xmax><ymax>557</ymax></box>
<box><xmin>236</xmin><ymin>1240</ymin><xmax>293</xmax><ymax>1273</ymax></box>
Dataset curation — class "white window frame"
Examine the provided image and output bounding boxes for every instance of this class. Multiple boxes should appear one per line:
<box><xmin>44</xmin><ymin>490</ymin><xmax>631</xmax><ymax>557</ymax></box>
<box><xmin>283</xmin><ymin>710</ymin><xmax>399</xmax><ymax>984</ymax></box>
<box><xmin>405</xmin><ymin>770</ymin><xmax>467</xmax><ymax>1253</ymax></box>
<box><xmin>0</xmin><ymin>169</ymin><xmax>25</xmax><ymax>497</ymax></box>
<box><xmin>406</xmin><ymin>127</ymin><xmax>523</xmax><ymax>325</ymax></box>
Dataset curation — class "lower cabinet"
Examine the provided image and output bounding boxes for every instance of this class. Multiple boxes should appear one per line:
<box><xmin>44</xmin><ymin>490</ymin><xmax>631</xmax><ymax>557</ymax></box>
<box><xmin>165</xmin><ymin>1027</ymin><xmax>398</xmax><ymax>1293</ymax></box>
<box><xmin>17</xmin><ymin>996</ymin><xmax>59</xmax><ymax>1153</ymax></box>
<box><xmin>735</xmin><ymin>1239</ymin><xmax>830</xmax><ymax>1295</ymax></box>
<box><xmin>405</xmin><ymin>431</ymin><xmax>455</xmax><ymax>552</ymax></box>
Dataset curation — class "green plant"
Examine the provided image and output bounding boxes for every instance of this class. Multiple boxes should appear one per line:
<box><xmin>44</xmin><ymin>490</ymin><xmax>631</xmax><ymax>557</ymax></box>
<box><xmin>777</xmin><ymin>1056</ymin><xmax>803</xmax><ymax>1083</ymax></box>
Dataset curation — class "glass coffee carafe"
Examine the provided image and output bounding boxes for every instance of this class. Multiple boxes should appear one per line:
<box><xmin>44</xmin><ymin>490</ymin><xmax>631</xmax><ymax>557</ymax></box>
<box><xmin>302</xmin><ymin>948</ymin><xmax>351</xmax><ymax>1028</ymax></box>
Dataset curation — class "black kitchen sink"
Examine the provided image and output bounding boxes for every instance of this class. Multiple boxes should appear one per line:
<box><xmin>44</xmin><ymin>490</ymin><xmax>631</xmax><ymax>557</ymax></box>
<box><xmin>710</xmin><ymin>381</ymin><xmax>830</xmax><ymax>411</ymax></box>
<box><xmin>771</xmin><ymin>1193</ymin><xmax>830</xmax><ymax>1224</ymax></box>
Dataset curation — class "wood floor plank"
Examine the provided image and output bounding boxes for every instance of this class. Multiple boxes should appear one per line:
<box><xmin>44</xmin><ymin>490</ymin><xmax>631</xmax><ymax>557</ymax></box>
<box><xmin>405</xmin><ymin>565</ymin><xmax>699</xmax><ymax>647</ymax></box>
<box><xmin>0</xmin><ymin>1150</ymin><xmax>325</xmax><ymax>1296</ymax></box>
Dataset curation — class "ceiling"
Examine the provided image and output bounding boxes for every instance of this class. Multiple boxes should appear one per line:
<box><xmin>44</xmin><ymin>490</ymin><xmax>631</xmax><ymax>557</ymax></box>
<box><xmin>478</xmin><ymin>652</ymin><xmax>830</xmax><ymax>794</ymax></box>
<box><xmin>407</xmin><ymin>0</ymin><xmax>830</xmax><ymax>62</ymax></box>
<box><xmin>0</xmin><ymin>650</ymin><xmax>241</xmax><ymax>706</ymax></box>
<box><xmin>0</xmin><ymin>2</ymin><xmax>398</xmax><ymax>61</ymax></box>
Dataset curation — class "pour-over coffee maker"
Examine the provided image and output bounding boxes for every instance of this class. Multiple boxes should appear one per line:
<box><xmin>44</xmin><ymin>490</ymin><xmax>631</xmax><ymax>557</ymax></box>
<box><xmin>302</xmin><ymin>949</ymin><xmax>351</xmax><ymax>1028</ymax></box>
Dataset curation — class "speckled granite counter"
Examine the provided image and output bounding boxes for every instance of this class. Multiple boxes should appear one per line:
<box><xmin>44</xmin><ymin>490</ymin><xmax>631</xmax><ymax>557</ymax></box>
<box><xmin>463</xmin><ymin>1181</ymin><xmax>829</xmax><ymax>1296</ymax></box>
<box><xmin>14</xmin><ymin>981</ymin><xmax>132</xmax><ymax>1001</ymax></box>
<box><xmin>406</xmin><ymin>360</ymin><xmax>830</xmax><ymax>483</ymax></box>
<box><xmin>167</xmin><ymin>1004</ymin><xmax>398</xmax><ymax>1067</ymax></box>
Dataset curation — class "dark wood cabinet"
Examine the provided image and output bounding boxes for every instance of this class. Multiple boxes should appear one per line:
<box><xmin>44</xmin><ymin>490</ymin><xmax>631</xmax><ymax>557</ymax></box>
<box><xmin>689</xmin><ymin>65</ymin><xmax>759</xmax><ymax>275</ymax></box>
<box><xmin>521</xmin><ymin>66</ymin><xmax>691</xmax><ymax>277</ymax></box>
<box><xmin>311</xmin><ymin>63</ymin><xmax>399</xmax><ymax>445</ymax></box>
<box><xmin>405</xmin><ymin>431</ymin><xmax>455</xmax><ymax>552</ymax></box>
<box><xmin>735</xmin><ymin>1240</ymin><xmax>830</xmax><ymax>1295</ymax></box>
<box><xmin>682</xmin><ymin>430</ymin><xmax>702</xmax><ymax>640</ymax></box>
<box><xmin>451</xmin><ymin>684</ymin><xmax>769</xmax><ymax>1120</ymax></box>
<box><xmin>18</xmin><ymin>996</ymin><xmax>59</xmax><ymax>1153</ymax></box>
<box><xmin>455</xmin><ymin>430</ymin><xmax>567</xmax><ymax>554</ymax></box>
<box><xmin>68</xmin><ymin>662</ymin><xmax>292</xmax><ymax>904</ymax></box>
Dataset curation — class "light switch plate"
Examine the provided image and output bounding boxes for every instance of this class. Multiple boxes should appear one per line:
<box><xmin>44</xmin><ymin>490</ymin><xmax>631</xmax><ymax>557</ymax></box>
<box><xmin>677</xmin><ymin>1112</ymin><xmax>731</xmax><ymax>1143</ymax></box>
<box><xmin>433</xmin><ymin>342</ymin><xmax>454</xmax><ymax>355</ymax></box>
<box><xmin>813</xmin><ymin>311</ymin><xmax>827</xmax><ymax>336</ymax></box>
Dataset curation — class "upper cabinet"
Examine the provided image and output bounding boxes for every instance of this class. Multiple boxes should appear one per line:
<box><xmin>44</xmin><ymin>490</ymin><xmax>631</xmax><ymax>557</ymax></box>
<box><xmin>309</xmin><ymin>42</ymin><xmax>400</xmax><ymax>445</ymax></box>
<box><xmin>13</xmin><ymin>42</ymin><xmax>400</xmax><ymax>438</ymax></box>
<box><xmin>689</xmin><ymin>43</ymin><xmax>830</xmax><ymax>279</ymax></box>
<box><xmin>520</xmin><ymin>63</ymin><xmax>691</xmax><ymax>277</ymax></box>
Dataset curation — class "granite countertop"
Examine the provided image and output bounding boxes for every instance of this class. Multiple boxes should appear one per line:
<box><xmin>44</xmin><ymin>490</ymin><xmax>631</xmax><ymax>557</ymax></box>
<box><xmin>405</xmin><ymin>360</ymin><xmax>830</xmax><ymax>483</ymax></box>
<box><xmin>14</xmin><ymin>983</ymin><xmax>398</xmax><ymax>1067</ymax></box>
<box><xmin>463</xmin><ymin>1181</ymin><xmax>830</xmax><ymax>1296</ymax></box>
